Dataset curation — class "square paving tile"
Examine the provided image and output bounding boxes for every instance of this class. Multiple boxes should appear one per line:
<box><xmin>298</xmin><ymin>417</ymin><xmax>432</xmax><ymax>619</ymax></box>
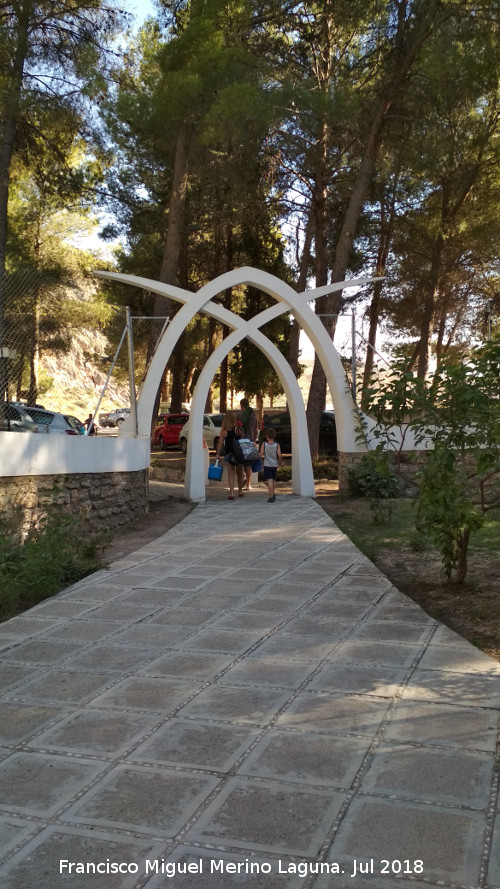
<box><xmin>386</xmin><ymin>701</ymin><xmax>499</xmax><ymax>751</ymax></box>
<box><xmin>0</xmin><ymin>752</ymin><xmax>106</xmax><ymax>816</ymax></box>
<box><xmin>137</xmin><ymin>650</ymin><xmax>234</xmax><ymax>679</ymax></box>
<box><xmin>69</xmin><ymin>644</ymin><xmax>156</xmax><ymax>672</ymax></box>
<box><xmin>133</xmin><ymin>718</ymin><xmax>256</xmax><ymax>771</ymax></box>
<box><xmin>280</xmin><ymin>617</ymin><xmax>352</xmax><ymax>640</ymax></box>
<box><xmin>0</xmin><ymin>616</ymin><xmax>59</xmax><ymax>636</ymax></box>
<box><xmin>211</xmin><ymin>612</ymin><xmax>279</xmax><ymax>632</ymax></box>
<box><xmin>149</xmin><ymin>575</ymin><xmax>211</xmax><ymax>590</ymax></box>
<box><xmin>108</xmin><ymin>623</ymin><xmax>185</xmax><ymax>647</ymax></box>
<box><xmin>183</xmin><ymin>591</ymin><xmax>250</xmax><ymax>609</ymax></box>
<box><xmin>238</xmin><ymin>729</ymin><xmax>368</xmax><ymax>788</ymax></box>
<box><xmin>120</xmin><ymin>588</ymin><xmax>187</xmax><ymax>606</ymax></box>
<box><xmin>66</xmin><ymin>765</ymin><xmax>218</xmax><ymax>836</ymax></box>
<box><xmin>30</xmin><ymin>708</ymin><xmax>160</xmax><ymax>756</ymax></box>
<box><xmin>61</xmin><ymin>583</ymin><xmax>124</xmax><ymax>602</ymax></box>
<box><xmin>0</xmin><ymin>826</ymin><xmax>162</xmax><ymax>889</ymax></box>
<box><xmin>250</xmin><ymin>635</ymin><xmax>336</xmax><ymax>662</ymax></box>
<box><xmin>222</xmin><ymin>658</ymin><xmax>313</xmax><ymax>689</ymax></box>
<box><xmin>178</xmin><ymin>683</ymin><xmax>292</xmax><ymax>725</ymax></box>
<box><xmin>30</xmin><ymin>621</ymin><xmax>118</xmax><ymax>643</ymax></box>
<box><xmin>418</xmin><ymin>643</ymin><xmax>500</xmax><ymax>675</ymax></box>
<box><xmin>150</xmin><ymin>607</ymin><xmax>217</xmax><ymax>626</ymax></box>
<box><xmin>310</xmin><ymin>663</ymin><xmax>406</xmax><ymax>696</ymax></box>
<box><xmin>234</xmin><ymin>597</ymin><xmax>301</xmax><ymax>616</ymax></box>
<box><xmin>403</xmin><ymin>668</ymin><xmax>500</xmax><ymax>707</ymax></box>
<box><xmin>328</xmin><ymin>641</ymin><xmax>417</xmax><ymax>668</ymax></box>
<box><xmin>29</xmin><ymin>600</ymin><xmax>96</xmax><ymax>619</ymax></box>
<box><xmin>80</xmin><ymin>602</ymin><xmax>155</xmax><ymax>622</ymax></box>
<box><xmin>349</xmin><ymin>620</ymin><xmax>430</xmax><ymax>644</ymax></box>
<box><xmin>276</xmin><ymin>691</ymin><xmax>390</xmax><ymax>736</ymax></box>
<box><xmin>187</xmin><ymin>777</ymin><xmax>346</xmax><ymax>856</ymax></box>
<box><xmin>90</xmin><ymin>677</ymin><xmax>199</xmax><ymax>712</ymax></box>
<box><xmin>14</xmin><ymin>669</ymin><xmax>112</xmax><ymax>704</ymax></box>
<box><xmin>0</xmin><ymin>702</ymin><xmax>63</xmax><ymax>744</ymax></box>
<box><xmin>363</xmin><ymin>742</ymin><xmax>494</xmax><ymax>805</ymax></box>
<box><xmin>2</xmin><ymin>640</ymin><xmax>83</xmax><ymax>665</ymax></box>
<box><xmin>330</xmin><ymin>797</ymin><xmax>485</xmax><ymax>886</ymax></box>
<box><xmin>177</xmin><ymin>628</ymin><xmax>264</xmax><ymax>654</ymax></box>
<box><xmin>0</xmin><ymin>664</ymin><xmax>38</xmax><ymax>693</ymax></box>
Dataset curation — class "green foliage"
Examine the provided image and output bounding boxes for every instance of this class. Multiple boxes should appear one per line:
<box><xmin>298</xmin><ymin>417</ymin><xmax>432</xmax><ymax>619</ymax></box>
<box><xmin>415</xmin><ymin>444</ymin><xmax>484</xmax><ymax>580</ymax></box>
<box><xmin>348</xmin><ymin>449</ymin><xmax>404</xmax><ymax>523</ymax></box>
<box><xmin>362</xmin><ymin>339</ymin><xmax>500</xmax><ymax>580</ymax></box>
<box><xmin>0</xmin><ymin>508</ymin><xmax>106</xmax><ymax>621</ymax></box>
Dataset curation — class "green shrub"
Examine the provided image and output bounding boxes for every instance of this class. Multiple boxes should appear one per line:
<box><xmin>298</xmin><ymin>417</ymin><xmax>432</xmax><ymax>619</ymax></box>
<box><xmin>0</xmin><ymin>508</ymin><xmax>106</xmax><ymax>621</ymax></box>
<box><xmin>313</xmin><ymin>457</ymin><xmax>338</xmax><ymax>480</ymax></box>
<box><xmin>348</xmin><ymin>450</ymin><xmax>404</xmax><ymax>522</ymax></box>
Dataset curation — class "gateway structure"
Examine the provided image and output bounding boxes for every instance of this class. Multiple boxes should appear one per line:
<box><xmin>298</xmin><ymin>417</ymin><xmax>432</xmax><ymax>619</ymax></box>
<box><xmin>97</xmin><ymin>267</ymin><xmax>379</xmax><ymax>502</ymax></box>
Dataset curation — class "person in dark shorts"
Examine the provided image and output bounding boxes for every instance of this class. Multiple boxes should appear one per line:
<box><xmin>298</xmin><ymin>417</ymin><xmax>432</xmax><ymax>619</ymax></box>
<box><xmin>259</xmin><ymin>427</ymin><xmax>282</xmax><ymax>502</ymax></box>
<box><xmin>215</xmin><ymin>411</ymin><xmax>245</xmax><ymax>500</ymax></box>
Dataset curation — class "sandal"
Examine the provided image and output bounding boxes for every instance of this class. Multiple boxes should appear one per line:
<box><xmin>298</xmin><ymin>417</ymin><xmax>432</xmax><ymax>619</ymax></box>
<box><xmin>228</xmin><ymin>495</ymin><xmax>234</xmax><ymax>500</ymax></box>
<box><xmin>238</xmin><ymin>491</ymin><xmax>244</xmax><ymax>497</ymax></box>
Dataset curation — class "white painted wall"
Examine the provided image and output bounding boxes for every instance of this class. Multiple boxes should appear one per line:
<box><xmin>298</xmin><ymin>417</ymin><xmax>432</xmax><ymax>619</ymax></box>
<box><xmin>0</xmin><ymin>432</ymin><xmax>150</xmax><ymax>477</ymax></box>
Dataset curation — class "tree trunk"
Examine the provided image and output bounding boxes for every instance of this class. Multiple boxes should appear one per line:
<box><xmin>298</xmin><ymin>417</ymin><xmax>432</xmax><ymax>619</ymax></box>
<box><xmin>0</xmin><ymin>2</ymin><xmax>30</xmax><ymax>404</ymax></box>
<box><xmin>453</xmin><ymin>527</ymin><xmax>470</xmax><ymax>584</ymax></box>
<box><xmin>289</xmin><ymin>211</ymin><xmax>314</xmax><ymax>378</ymax></box>
<box><xmin>361</xmin><ymin>182</ymin><xmax>397</xmax><ymax>405</ymax></box>
<box><xmin>417</xmin><ymin>230</ymin><xmax>444</xmax><ymax>378</ymax></box>
<box><xmin>306</xmin><ymin>122</ymin><xmax>330</xmax><ymax>457</ymax></box>
<box><xmin>306</xmin><ymin>0</ymin><xmax>444</xmax><ymax>452</ymax></box>
<box><xmin>147</xmin><ymin>122</ymin><xmax>192</xmax><ymax>417</ymax></box>
<box><xmin>219</xmin><ymin>223</ymin><xmax>233</xmax><ymax>413</ymax></box>
<box><xmin>204</xmin><ymin>315</ymin><xmax>217</xmax><ymax>411</ymax></box>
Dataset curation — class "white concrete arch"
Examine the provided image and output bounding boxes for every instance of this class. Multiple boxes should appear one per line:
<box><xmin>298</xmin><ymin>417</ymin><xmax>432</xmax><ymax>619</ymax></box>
<box><xmin>97</xmin><ymin>267</ymin><xmax>379</xmax><ymax>451</ymax></box>
<box><xmin>185</xmin><ymin>320</ymin><xmax>315</xmax><ymax>501</ymax></box>
<box><xmin>97</xmin><ymin>266</ymin><xmax>380</xmax><ymax>502</ymax></box>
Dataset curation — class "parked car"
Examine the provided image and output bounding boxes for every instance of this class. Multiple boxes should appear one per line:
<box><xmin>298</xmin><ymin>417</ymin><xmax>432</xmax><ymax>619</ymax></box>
<box><xmin>151</xmin><ymin>412</ymin><xmax>189</xmax><ymax>450</ymax></box>
<box><xmin>1</xmin><ymin>403</ymin><xmax>85</xmax><ymax>435</ymax></box>
<box><xmin>99</xmin><ymin>408</ymin><xmax>131</xmax><ymax>428</ymax></box>
<box><xmin>259</xmin><ymin>410</ymin><xmax>337</xmax><ymax>455</ymax></box>
<box><xmin>1</xmin><ymin>403</ymin><xmax>38</xmax><ymax>432</ymax></box>
<box><xmin>179</xmin><ymin>413</ymin><xmax>224</xmax><ymax>453</ymax></box>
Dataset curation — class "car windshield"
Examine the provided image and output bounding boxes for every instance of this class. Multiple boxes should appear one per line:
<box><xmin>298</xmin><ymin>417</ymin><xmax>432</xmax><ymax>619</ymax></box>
<box><xmin>65</xmin><ymin>416</ymin><xmax>83</xmax><ymax>430</ymax></box>
<box><xmin>210</xmin><ymin>414</ymin><xmax>224</xmax><ymax>426</ymax></box>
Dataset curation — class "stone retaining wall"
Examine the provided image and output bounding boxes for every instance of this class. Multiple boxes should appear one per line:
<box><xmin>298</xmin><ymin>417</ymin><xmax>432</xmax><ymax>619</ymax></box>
<box><xmin>0</xmin><ymin>470</ymin><xmax>149</xmax><ymax>536</ymax></box>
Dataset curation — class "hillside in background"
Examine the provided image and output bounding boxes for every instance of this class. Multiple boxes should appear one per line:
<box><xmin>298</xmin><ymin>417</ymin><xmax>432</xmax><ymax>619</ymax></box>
<box><xmin>40</xmin><ymin>327</ymin><xmax>130</xmax><ymax>420</ymax></box>
<box><xmin>38</xmin><ymin>354</ymin><xmax>328</xmax><ymax>421</ymax></box>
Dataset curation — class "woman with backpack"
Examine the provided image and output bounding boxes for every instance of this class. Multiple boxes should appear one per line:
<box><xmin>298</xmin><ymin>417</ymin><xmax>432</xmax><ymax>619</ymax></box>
<box><xmin>215</xmin><ymin>411</ymin><xmax>245</xmax><ymax>500</ymax></box>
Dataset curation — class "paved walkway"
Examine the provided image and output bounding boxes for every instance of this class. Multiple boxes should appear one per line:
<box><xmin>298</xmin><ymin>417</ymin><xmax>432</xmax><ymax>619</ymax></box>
<box><xmin>0</xmin><ymin>489</ymin><xmax>499</xmax><ymax>889</ymax></box>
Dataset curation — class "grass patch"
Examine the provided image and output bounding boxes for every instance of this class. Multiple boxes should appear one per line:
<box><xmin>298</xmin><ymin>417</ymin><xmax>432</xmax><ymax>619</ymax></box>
<box><xmin>0</xmin><ymin>509</ymin><xmax>107</xmax><ymax>622</ymax></box>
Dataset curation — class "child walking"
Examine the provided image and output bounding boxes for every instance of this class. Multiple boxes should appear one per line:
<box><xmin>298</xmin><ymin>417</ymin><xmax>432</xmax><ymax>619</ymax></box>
<box><xmin>259</xmin><ymin>427</ymin><xmax>282</xmax><ymax>503</ymax></box>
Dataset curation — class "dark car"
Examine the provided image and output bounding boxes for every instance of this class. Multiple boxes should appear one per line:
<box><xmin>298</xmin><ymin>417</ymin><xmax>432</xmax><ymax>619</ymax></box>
<box><xmin>259</xmin><ymin>410</ymin><xmax>337</xmax><ymax>455</ymax></box>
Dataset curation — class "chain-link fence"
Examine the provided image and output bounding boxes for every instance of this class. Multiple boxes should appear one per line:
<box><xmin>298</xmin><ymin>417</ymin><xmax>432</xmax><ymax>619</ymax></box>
<box><xmin>0</xmin><ymin>268</ymin><xmax>136</xmax><ymax>421</ymax></box>
<box><xmin>0</xmin><ymin>268</ymin><xmax>175</xmax><ymax>431</ymax></box>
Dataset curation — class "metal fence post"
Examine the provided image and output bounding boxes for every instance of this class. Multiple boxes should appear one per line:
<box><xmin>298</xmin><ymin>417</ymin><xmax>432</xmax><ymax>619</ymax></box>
<box><xmin>126</xmin><ymin>307</ymin><xmax>137</xmax><ymax>436</ymax></box>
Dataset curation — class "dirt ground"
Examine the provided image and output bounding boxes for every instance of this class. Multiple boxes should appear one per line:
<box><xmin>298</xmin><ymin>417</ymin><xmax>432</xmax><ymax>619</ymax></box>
<box><xmin>102</xmin><ymin>498</ymin><xmax>194</xmax><ymax>563</ymax></box>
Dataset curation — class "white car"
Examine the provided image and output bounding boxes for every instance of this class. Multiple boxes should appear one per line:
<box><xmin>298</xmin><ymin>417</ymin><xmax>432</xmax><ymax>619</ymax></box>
<box><xmin>179</xmin><ymin>413</ymin><xmax>224</xmax><ymax>453</ymax></box>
